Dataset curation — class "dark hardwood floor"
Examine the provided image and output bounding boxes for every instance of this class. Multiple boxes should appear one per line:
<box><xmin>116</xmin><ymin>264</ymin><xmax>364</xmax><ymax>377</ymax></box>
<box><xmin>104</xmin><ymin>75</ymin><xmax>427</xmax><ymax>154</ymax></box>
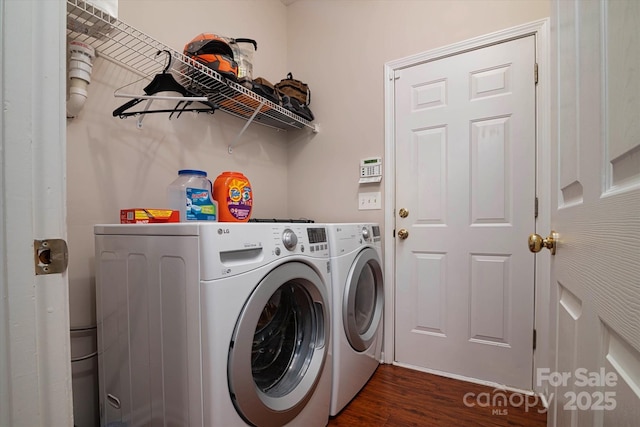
<box><xmin>328</xmin><ymin>364</ymin><xmax>547</xmax><ymax>427</ymax></box>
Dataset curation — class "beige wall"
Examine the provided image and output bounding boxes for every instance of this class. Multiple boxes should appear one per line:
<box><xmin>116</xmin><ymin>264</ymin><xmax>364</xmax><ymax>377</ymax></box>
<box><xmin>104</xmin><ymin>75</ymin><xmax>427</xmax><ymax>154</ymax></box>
<box><xmin>67</xmin><ymin>1</ymin><xmax>294</xmax><ymax>425</ymax></box>
<box><xmin>68</xmin><ymin>0</ymin><xmax>294</xmax><ymax>323</ymax></box>
<box><xmin>286</xmin><ymin>0</ymin><xmax>549</xmax><ymax>223</ymax></box>
<box><xmin>67</xmin><ymin>1</ymin><xmax>548</xmax><ymax>425</ymax></box>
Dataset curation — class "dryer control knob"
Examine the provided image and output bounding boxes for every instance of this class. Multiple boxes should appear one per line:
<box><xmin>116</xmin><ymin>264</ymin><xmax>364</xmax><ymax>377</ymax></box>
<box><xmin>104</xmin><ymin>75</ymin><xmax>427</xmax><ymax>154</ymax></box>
<box><xmin>362</xmin><ymin>227</ymin><xmax>370</xmax><ymax>241</ymax></box>
<box><xmin>282</xmin><ymin>229</ymin><xmax>298</xmax><ymax>251</ymax></box>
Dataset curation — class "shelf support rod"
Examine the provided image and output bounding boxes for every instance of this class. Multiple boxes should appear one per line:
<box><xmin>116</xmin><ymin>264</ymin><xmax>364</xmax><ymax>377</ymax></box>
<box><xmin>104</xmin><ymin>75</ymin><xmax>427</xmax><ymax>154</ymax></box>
<box><xmin>136</xmin><ymin>99</ymin><xmax>154</xmax><ymax>129</ymax></box>
<box><xmin>228</xmin><ymin>100</ymin><xmax>265</xmax><ymax>154</ymax></box>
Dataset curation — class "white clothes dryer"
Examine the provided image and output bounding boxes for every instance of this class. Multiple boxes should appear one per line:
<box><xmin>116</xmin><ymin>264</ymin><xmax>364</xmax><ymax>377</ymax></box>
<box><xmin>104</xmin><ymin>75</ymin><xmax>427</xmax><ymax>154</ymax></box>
<box><xmin>94</xmin><ymin>222</ymin><xmax>332</xmax><ymax>427</ymax></box>
<box><xmin>324</xmin><ymin>223</ymin><xmax>384</xmax><ymax>416</ymax></box>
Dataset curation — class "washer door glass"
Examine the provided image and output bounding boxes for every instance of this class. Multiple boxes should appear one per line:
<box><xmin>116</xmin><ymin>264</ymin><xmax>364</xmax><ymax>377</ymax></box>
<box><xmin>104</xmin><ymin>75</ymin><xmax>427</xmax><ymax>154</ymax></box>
<box><xmin>343</xmin><ymin>248</ymin><xmax>384</xmax><ymax>352</ymax></box>
<box><xmin>228</xmin><ymin>261</ymin><xmax>329</xmax><ymax>427</ymax></box>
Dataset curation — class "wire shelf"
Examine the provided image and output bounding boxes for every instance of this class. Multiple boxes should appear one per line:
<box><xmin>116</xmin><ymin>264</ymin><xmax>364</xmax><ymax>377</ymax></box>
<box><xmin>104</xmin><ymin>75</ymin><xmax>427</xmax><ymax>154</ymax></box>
<box><xmin>66</xmin><ymin>0</ymin><xmax>316</xmax><ymax>132</ymax></box>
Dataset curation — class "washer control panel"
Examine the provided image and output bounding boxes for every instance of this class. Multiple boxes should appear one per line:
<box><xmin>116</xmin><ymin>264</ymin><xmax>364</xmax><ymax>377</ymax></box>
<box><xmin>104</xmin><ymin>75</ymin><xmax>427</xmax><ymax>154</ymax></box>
<box><xmin>199</xmin><ymin>223</ymin><xmax>330</xmax><ymax>280</ymax></box>
<box><xmin>271</xmin><ymin>225</ymin><xmax>328</xmax><ymax>258</ymax></box>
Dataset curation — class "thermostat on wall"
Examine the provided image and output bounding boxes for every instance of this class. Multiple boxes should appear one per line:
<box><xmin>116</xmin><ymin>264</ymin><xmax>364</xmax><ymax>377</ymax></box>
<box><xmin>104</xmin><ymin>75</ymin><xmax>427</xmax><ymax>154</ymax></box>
<box><xmin>359</xmin><ymin>157</ymin><xmax>382</xmax><ymax>184</ymax></box>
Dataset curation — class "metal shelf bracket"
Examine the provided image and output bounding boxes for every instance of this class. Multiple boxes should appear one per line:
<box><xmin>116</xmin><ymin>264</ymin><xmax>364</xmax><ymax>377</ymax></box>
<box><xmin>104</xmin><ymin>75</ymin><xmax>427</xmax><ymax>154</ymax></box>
<box><xmin>228</xmin><ymin>100</ymin><xmax>266</xmax><ymax>154</ymax></box>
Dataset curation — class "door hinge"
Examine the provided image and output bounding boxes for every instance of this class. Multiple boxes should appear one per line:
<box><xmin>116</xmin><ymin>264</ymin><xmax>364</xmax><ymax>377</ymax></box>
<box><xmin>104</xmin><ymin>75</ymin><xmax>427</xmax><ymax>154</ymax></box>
<box><xmin>534</xmin><ymin>196</ymin><xmax>539</xmax><ymax>218</ymax></box>
<box><xmin>34</xmin><ymin>239</ymin><xmax>69</xmax><ymax>275</ymax></box>
<box><xmin>533</xmin><ymin>329</ymin><xmax>537</xmax><ymax>350</ymax></box>
<box><xmin>534</xmin><ymin>63</ymin><xmax>539</xmax><ymax>84</ymax></box>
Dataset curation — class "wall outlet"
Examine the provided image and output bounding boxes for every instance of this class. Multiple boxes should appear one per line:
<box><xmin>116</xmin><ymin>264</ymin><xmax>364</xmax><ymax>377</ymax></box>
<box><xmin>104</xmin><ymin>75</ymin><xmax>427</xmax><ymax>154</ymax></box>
<box><xmin>358</xmin><ymin>192</ymin><xmax>382</xmax><ymax>210</ymax></box>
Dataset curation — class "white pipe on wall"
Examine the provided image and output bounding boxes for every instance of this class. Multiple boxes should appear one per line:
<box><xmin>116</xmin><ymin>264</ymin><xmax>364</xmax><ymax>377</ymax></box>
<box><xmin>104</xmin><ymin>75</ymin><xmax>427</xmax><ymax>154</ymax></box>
<box><xmin>67</xmin><ymin>41</ymin><xmax>95</xmax><ymax>118</ymax></box>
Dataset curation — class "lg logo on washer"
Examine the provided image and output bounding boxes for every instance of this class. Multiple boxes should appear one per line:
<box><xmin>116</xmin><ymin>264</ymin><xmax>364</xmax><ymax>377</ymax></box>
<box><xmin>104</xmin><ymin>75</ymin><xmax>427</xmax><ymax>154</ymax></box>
<box><xmin>218</xmin><ymin>228</ymin><xmax>230</xmax><ymax>234</ymax></box>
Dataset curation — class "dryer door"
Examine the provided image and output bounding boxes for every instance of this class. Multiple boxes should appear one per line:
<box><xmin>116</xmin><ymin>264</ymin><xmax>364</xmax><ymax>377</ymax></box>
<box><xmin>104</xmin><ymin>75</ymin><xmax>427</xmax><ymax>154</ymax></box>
<box><xmin>343</xmin><ymin>247</ymin><xmax>384</xmax><ymax>352</ymax></box>
<box><xmin>228</xmin><ymin>261</ymin><xmax>329</xmax><ymax>427</ymax></box>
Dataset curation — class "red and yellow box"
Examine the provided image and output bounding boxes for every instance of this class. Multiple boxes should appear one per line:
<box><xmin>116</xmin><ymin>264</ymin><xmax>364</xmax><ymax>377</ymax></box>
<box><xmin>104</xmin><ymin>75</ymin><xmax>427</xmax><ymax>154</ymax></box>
<box><xmin>120</xmin><ymin>209</ymin><xmax>180</xmax><ymax>224</ymax></box>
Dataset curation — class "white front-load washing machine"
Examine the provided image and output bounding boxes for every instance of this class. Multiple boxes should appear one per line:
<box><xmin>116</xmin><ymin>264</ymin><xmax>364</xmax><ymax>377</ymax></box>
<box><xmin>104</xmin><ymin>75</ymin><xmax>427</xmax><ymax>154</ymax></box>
<box><xmin>94</xmin><ymin>222</ymin><xmax>332</xmax><ymax>427</ymax></box>
<box><xmin>324</xmin><ymin>223</ymin><xmax>384</xmax><ymax>416</ymax></box>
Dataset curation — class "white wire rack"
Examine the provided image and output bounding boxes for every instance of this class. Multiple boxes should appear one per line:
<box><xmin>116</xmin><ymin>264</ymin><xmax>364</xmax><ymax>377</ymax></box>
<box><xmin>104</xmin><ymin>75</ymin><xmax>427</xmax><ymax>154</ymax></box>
<box><xmin>66</xmin><ymin>0</ymin><xmax>318</xmax><ymax>133</ymax></box>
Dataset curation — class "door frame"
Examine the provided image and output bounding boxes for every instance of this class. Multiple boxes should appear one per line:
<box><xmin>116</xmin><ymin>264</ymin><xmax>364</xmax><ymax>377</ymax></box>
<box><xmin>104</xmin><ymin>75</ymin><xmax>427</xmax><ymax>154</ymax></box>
<box><xmin>1</xmin><ymin>0</ymin><xmax>72</xmax><ymax>424</ymax></box>
<box><xmin>383</xmin><ymin>18</ymin><xmax>551</xmax><ymax>396</ymax></box>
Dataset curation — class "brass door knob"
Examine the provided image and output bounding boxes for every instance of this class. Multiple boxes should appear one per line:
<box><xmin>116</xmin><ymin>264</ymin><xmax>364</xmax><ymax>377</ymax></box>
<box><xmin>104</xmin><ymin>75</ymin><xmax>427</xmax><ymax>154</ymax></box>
<box><xmin>399</xmin><ymin>208</ymin><xmax>409</xmax><ymax>218</ymax></box>
<box><xmin>528</xmin><ymin>231</ymin><xmax>558</xmax><ymax>255</ymax></box>
<box><xmin>397</xmin><ymin>229</ymin><xmax>409</xmax><ymax>240</ymax></box>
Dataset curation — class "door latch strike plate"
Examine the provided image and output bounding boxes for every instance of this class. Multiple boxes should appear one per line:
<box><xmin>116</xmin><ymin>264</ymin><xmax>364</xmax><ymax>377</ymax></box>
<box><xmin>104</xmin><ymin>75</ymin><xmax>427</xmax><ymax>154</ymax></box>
<box><xmin>34</xmin><ymin>239</ymin><xmax>69</xmax><ymax>275</ymax></box>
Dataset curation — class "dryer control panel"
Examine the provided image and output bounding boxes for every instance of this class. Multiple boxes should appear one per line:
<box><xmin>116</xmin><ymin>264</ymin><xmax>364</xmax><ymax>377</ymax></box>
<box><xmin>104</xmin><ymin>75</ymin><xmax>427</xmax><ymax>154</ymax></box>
<box><xmin>326</xmin><ymin>223</ymin><xmax>382</xmax><ymax>257</ymax></box>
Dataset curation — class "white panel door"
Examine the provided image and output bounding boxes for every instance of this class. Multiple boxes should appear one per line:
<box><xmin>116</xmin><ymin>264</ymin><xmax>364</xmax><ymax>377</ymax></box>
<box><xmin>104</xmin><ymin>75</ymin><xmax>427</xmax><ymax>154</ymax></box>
<box><xmin>394</xmin><ymin>35</ymin><xmax>537</xmax><ymax>390</ymax></box>
<box><xmin>548</xmin><ymin>0</ymin><xmax>640</xmax><ymax>425</ymax></box>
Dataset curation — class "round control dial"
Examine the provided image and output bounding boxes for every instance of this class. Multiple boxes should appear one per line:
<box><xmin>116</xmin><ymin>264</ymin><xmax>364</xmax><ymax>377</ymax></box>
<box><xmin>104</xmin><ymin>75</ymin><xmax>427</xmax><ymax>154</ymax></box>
<box><xmin>282</xmin><ymin>229</ymin><xmax>298</xmax><ymax>251</ymax></box>
<box><xmin>361</xmin><ymin>226</ymin><xmax>370</xmax><ymax>241</ymax></box>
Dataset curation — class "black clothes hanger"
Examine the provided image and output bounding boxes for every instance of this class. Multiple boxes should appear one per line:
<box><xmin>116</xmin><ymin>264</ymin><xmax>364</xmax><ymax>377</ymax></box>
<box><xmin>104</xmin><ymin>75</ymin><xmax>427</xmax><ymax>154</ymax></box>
<box><xmin>112</xmin><ymin>50</ymin><xmax>217</xmax><ymax>119</ymax></box>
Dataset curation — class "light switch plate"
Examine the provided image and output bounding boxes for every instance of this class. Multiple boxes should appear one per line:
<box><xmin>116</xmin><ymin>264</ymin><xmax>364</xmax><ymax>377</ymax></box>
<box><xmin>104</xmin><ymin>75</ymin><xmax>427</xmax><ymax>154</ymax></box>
<box><xmin>358</xmin><ymin>192</ymin><xmax>382</xmax><ymax>210</ymax></box>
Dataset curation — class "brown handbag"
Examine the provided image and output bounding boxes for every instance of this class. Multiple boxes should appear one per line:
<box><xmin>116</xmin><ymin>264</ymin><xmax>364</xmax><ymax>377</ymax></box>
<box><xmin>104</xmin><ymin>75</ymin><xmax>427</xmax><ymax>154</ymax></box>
<box><xmin>275</xmin><ymin>72</ymin><xmax>311</xmax><ymax>106</ymax></box>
